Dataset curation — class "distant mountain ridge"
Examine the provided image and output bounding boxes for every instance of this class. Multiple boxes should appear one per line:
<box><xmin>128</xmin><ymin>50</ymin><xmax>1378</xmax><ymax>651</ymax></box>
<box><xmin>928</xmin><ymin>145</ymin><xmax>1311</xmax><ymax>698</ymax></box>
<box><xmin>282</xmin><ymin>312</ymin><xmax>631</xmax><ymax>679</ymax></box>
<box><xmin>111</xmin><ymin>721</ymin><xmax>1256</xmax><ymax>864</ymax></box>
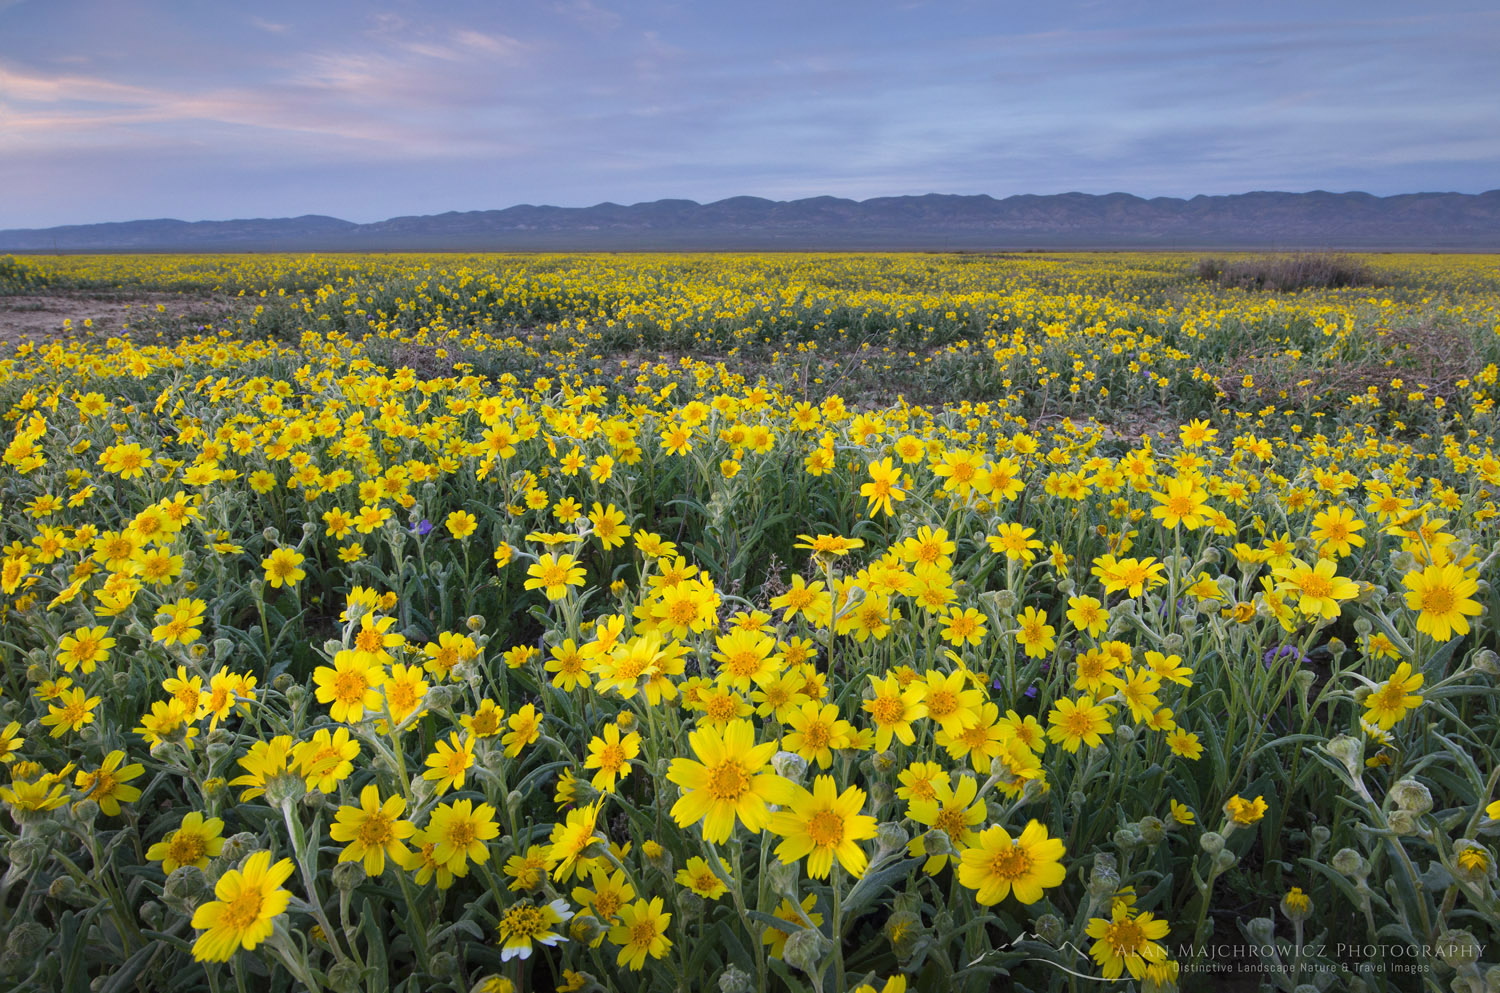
<box><xmin>4</xmin><ymin>190</ymin><xmax>1498</xmax><ymax>251</ymax></box>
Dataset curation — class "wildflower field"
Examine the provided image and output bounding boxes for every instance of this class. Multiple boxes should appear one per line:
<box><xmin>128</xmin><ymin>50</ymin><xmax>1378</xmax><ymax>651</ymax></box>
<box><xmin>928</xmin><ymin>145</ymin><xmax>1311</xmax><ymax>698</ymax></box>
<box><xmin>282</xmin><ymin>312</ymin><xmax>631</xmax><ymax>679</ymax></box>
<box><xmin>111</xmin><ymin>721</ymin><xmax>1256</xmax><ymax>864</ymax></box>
<box><xmin>2</xmin><ymin>250</ymin><xmax>1500</xmax><ymax>993</ymax></box>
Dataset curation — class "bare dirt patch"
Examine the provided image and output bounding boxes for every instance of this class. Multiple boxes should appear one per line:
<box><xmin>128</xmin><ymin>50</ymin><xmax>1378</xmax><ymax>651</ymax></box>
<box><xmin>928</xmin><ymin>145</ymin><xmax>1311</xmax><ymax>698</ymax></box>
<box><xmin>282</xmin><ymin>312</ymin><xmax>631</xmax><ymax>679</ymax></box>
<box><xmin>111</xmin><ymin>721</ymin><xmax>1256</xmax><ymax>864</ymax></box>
<box><xmin>0</xmin><ymin>291</ymin><xmax>251</xmax><ymax>344</ymax></box>
<box><xmin>0</xmin><ymin>293</ymin><xmax>167</xmax><ymax>342</ymax></box>
<box><xmin>1212</xmin><ymin>323</ymin><xmax>1474</xmax><ymax>408</ymax></box>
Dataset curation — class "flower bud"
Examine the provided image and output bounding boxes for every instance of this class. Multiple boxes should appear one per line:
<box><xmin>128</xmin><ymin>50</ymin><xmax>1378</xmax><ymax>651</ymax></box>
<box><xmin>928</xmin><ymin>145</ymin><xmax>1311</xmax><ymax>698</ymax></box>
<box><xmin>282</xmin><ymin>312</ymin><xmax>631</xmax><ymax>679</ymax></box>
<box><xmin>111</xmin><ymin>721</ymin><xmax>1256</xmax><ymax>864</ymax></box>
<box><xmin>772</xmin><ymin>751</ymin><xmax>809</xmax><ymax>784</ymax></box>
<box><xmin>1331</xmin><ymin>848</ymin><xmax>1367</xmax><ymax>879</ymax></box>
<box><xmin>220</xmin><ymin>831</ymin><xmax>259</xmax><ymax>864</ymax></box>
<box><xmin>1085</xmin><ymin>852</ymin><xmax>1117</xmax><ymax>892</ymax></box>
<box><xmin>1245</xmin><ymin>917</ymin><xmax>1275</xmax><ymax>944</ymax></box>
<box><xmin>1324</xmin><ymin>734</ymin><xmax>1364</xmax><ymax>775</ymax></box>
<box><xmin>718</xmin><ymin>964</ymin><xmax>754</xmax><ymax>993</ymax></box>
<box><xmin>466</xmin><ymin>615</ymin><xmax>486</xmax><ymax>632</ymax></box>
<box><xmin>922</xmin><ymin>828</ymin><xmax>955</xmax><ymax>858</ymax></box>
<box><xmin>882</xmin><ymin>910</ymin><xmax>922</xmax><ymax>958</ymax></box>
<box><xmin>1138</xmin><ymin>816</ymin><xmax>1166</xmax><ymax>845</ymax></box>
<box><xmin>875</xmin><ymin>822</ymin><xmax>909</xmax><ymax>857</ymax></box>
<box><xmin>782</xmin><ymin>928</ymin><xmax>831</xmax><ymax>976</ymax></box>
<box><xmin>1290</xmin><ymin>669</ymin><xmax>1316</xmax><ymax>708</ymax></box>
<box><xmin>6</xmin><ymin>922</ymin><xmax>49</xmax><ymax>958</ymax></box>
<box><xmin>262</xmin><ymin>769</ymin><xmax>307</xmax><ymax>809</ymax></box>
<box><xmin>327</xmin><ymin>961</ymin><xmax>364</xmax><ymax>993</ymax></box>
<box><xmin>332</xmin><ymin>861</ymin><xmax>366</xmax><ymax>893</ymax></box>
<box><xmin>1438</xmin><ymin>930</ymin><xmax>1483</xmax><ymax>969</ymax></box>
<box><xmin>138</xmin><ymin>901</ymin><xmax>164</xmax><ymax>929</ymax></box>
<box><xmin>767</xmin><ymin>860</ymin><xmax>801</xmax><ymax>898</ymax></box>
<box><xmin>1391</xmin><ymin>779</ymin><xmax>1433</xmax><ymax>815</ymax></box>
<box><xmin>1473</xmin><ymin>649</ymin><xmax>1500</xmax><ymax>676</ymax></box>
<box><xmin>1452</xmin><ymin>840</ymin><xmax>1494</xmax><ymax>884</ymax></box>
<box><xmin>47</xmin><ymin>876</ymin><xmax>81</xmax><ymax>903</ymax></box>
<box><xmin>162</xmin><ymin>865</ymin><xmax>212</xmax><ymax>915</ymax></box>
<box><xmin>678</xmin><ymin>890</ymin><xmax>705</xmax><ymax>922</ymax></box>
<box><xmin>1388</xmin><ymin>809</ymin><xmax>1422</xmax><ymax>836</ymax></box>
<box><xmin>1213</xmin><ymin>849</ymin><xmax>1238</xmax><ymax>872</ymax></box>
<box><xmin>640</xmin><ymin>839</ymin><xmax>670</xmax><ymax>874</ymax></box>
<box><xmin>1114</xmin><ymin>825</ymin><xmax>1143</xmax><ymax>851</ymax></box>
<box><xmin>992</xmin><ymin>590</ymin><xmax>1017</xmax><ymax>615</ymax></box>
<box><xmin>1033</xmin><ymin>912</ymin><xmax>1064</xmax><ymax>946</ymax></box>
<box><xmin>1280</xmin><ymin>886</ymin><xmax>1313</xmax><ymax>922</ymax></box>
<box><xmin>71</xmin><ymin>799</ymin><xmax>99</xmax><ymax>826</ymax></box>
<box><xmin>569</xmin><ymin>915</ymin><xmax>606</xmax><ymax>946</ymax></box>
<box><xmin>1199</xmin><ymin>832</ymin><xmax>1225</xmax><ymax>856</ymax></box>
<box><xmin>6</xmin><ymin>838</ymin><xmax>48</xmax><ymax>876</ymax></box>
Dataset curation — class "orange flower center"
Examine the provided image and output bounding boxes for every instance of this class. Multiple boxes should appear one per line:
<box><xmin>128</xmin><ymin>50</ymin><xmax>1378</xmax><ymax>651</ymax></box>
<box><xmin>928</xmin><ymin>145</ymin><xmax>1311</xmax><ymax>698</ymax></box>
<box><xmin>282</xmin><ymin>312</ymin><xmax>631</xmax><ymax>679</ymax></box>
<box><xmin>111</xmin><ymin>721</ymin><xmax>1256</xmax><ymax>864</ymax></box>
<box><xmin>1104</xmin><ymin>919</ymin><xmax>1146</xmax><ymax>955</ymax></box>
<box><xmin>333</xmin><ymin>670</ymin><xmax>368</xmax><ymax>703</ymax></box>
<box><xmin>706</xmin><ymin>760</ymin><xmax>750</xmax><ymax>801</ymax></box>
<box><xmin>357</xmin><ymin>813</ymin><xmax>394</xmax><ymax>848</ymax></box>
<box><xmin>1420</xmin><ymin>585</ymin><xmax>1456</xmax><ymax>615</ymax></box>
<box><xmin>988</xmin><ymin>843</ymin><xmax>1033</xmax><ymax>880</ymax></box>
<box><xmin>805</xmin><ymin>810</ymin><xmax>845</xmax><ymax>846</ymax></box>
<box><xmin>1298</xmin><ymin>574</ymin><xmax>1333</xmax><ymax>599</ymax></box>
<box><xmin>926</xmin><ymin>690</ymin><xmax>957</xmax><ymax>720</ymax></box>
<box><xmin>630</xmin><ymin>918</ymin><xmax>660</xmax><ymax>946</ymax></box>
<box><xmin>869</xmin><ymin>697</ymin><xmax>905</xmax><ymax>725</ymax></box>
<box><xmin>221</xmin><ymin>885</ymin><xmax>265</xmax><ymax>930</ymax></box>
<box><xmin>168</xmin><ymin>832</ymin><xmax>206</xmax><ymax>865</ymax></box>
<box><xmin>933</xmin><ymin>807</ymin><xmax>968</xmax><ymax>837</ymax></box>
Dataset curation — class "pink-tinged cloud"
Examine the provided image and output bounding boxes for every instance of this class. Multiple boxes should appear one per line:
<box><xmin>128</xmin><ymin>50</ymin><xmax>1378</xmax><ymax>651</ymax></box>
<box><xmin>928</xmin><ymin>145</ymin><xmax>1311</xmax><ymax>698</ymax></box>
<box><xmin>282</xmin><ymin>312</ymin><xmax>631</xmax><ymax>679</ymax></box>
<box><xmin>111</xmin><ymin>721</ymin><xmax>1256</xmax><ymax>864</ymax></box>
<box><xmin>0</xmin><ymin>0</ymin><xmax>1496</xmax><ymax>227</ymax></box>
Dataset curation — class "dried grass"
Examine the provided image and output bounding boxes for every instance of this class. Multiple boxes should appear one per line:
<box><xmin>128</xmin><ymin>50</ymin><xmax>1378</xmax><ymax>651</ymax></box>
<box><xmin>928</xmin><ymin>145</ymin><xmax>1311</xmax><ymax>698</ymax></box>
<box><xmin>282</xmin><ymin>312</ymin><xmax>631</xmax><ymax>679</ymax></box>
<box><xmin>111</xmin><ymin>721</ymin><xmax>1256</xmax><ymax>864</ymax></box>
<box><xmin>1214</xmin><ymin>323</ymin><xmax>1473</xmax><ymax>407</ymax></box>
<box><xmin>1195</xmin><ymin>253</ymin><xmax>1382</xmax><ymax>293</ymax></box>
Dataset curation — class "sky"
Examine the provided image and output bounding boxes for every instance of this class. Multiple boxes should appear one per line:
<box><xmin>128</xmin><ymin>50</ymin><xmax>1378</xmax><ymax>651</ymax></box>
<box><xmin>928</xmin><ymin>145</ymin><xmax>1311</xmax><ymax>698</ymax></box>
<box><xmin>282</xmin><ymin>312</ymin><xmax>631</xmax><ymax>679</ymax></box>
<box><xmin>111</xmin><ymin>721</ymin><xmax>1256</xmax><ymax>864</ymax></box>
<box><xmin>1</xmin><ymin>0</ymin><xmax>1497</xmax><ymax>228</ymax></box>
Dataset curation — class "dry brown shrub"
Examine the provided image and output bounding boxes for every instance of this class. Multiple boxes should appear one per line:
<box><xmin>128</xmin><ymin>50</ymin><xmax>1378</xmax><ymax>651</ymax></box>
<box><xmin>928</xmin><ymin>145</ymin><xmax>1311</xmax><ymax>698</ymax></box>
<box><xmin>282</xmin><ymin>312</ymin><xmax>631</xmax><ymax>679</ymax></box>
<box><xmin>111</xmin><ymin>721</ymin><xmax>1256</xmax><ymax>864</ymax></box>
<box><xmin>1195</xmin><ymin>254</ymin><xmax>1382</xmax><ymax>292</ymax></box>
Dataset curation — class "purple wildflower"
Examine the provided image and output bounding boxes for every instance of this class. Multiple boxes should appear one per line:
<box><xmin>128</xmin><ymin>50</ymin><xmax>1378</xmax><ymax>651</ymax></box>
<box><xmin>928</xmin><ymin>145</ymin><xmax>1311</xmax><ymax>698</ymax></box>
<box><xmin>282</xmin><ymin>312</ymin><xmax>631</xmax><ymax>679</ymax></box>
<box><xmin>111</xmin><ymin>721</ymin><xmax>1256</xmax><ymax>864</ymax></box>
<box><xmin>1263</xmin><ymin>644</ymin><xmax>1307</xmax><ymax>669</ymax></box>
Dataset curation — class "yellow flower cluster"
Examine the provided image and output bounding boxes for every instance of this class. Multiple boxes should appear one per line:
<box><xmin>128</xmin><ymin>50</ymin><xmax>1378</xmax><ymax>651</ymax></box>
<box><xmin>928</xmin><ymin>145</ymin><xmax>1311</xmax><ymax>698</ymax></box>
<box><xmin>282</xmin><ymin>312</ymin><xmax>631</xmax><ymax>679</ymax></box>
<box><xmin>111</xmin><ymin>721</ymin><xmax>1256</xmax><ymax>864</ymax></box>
<box><xmin>0</xmin><ymin>251</ymin><xmax>1497</xmax><ymax>992</ymax></box>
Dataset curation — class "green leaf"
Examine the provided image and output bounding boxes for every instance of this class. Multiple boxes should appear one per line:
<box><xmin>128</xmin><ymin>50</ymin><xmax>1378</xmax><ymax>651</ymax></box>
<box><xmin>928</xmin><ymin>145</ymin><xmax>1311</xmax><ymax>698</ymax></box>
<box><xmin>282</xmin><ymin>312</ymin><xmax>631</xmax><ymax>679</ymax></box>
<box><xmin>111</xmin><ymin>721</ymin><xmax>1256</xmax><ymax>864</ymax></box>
<box><xmin>842</xmin><ymin>856</ymin><xmax>921</xmax><ymax>921</ymax></box>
